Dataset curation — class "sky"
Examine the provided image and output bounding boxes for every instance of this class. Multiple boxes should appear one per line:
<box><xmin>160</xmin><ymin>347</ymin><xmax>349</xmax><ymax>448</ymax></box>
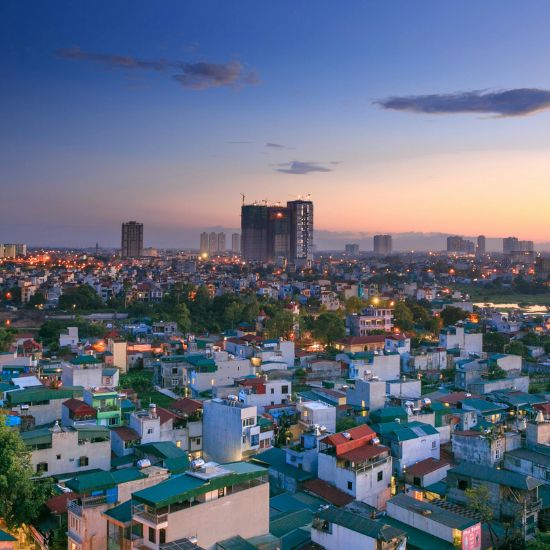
<box><xmin>1</xmin><ymin>1</ymin><xmax>550</xmax><ymax>250</ymax></box>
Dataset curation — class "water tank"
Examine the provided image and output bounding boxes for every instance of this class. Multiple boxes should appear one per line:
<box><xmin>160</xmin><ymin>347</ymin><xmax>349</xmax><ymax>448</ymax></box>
<box><xmin>342</xmin><ymin>432</ymin><xmax>351</xmax><ymax>439</ymax></box>
<box><xmin>371</xmin><ymin>437</ymin><xmax>380</xmax><ymax>445</ymax></box>
<box><xmin>136</xmin><ymin>459</ymin><xmax>151</xmax><ymax>469</ymax></box>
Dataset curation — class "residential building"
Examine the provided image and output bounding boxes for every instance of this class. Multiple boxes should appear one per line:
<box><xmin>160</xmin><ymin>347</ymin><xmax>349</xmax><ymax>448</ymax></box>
<box><xmin>217</xmin><ymin>232</ymin><xmax>226</xmax><ymax>254</ymax></box>
<box><xmin>386</xmin><ymin>494</ymin><xmax>481</xmax><ymax>550</ymax></box>
<box><xmin>67</xmin><ymin>466</ymin><xmax>169</xmax><ymax>550</ymax></box>
<box><xmin>236</xmin><ymin>377</ymin><xmax>292</xmax><ymax>412</ymax></box>
<box><xmin>61</xmin><ymin>398</ymin><xmax>98</xmax><ymax>428</ymax></box>
<box><xmin>311</xmin><ymin>506</ymin><xmax>406</xmax><ymax>550</ymax></box>
<box><xmin>128</xmin><ymin>461</ymin><xmax>269</xmax><ymax>550</ymax></box>
<box><xmin>476</xmin><ymin>235</ymin><xmax>486</xmax><ymax>255</ymax></box>
<box><xmin>451</xmin><ymin>429</ymin><xmax>520</xmax><ymax>467</ymax></box>
<box><xmin>83</xmin><ymin>387</ymin><xmax>123</xmax><ymax>427</ymax></box>
<box><xmin>334</xmin><ymin>335</ymin><xmax>386</xmax><ymax>354</ymax></box>
<box><xmin>318</xmin><ymin>425</ymin><xmax>393</xmax><ymax>509</ymax></box>
<box><xmin>21</xmin><ymin>423</ymin><xmax>110</xmax><ymax>477</ymax></box>
<box><xmin>404</xmin><ymin>457</ymin><xmax>451</xmax><ymax>489</ymax></box>
<box><xmin>373</xmin><ymin>421</ymin><xmax>440</xmax><ymax>474</ymax></box>
<box><xmin>339</xmin><ymin>351</ymin><xmax>400</xmax><ymax>382</ymax></box>
<box><xmin>344</xmin><ymin>243</ymin><xmax>359</xmax><ymax>256</ymax></box>
<box><xmin>59</xmin><ymin>326</ymin><xmax>79</xmax><ymax>349</ymax></box>
<box><xmin>199</xmin><ymin>232</ymin><xmax>209</xmax><ymax>254</ymax></box>
<box><xmin>439</xmin><ymin>323</ymin><xmax>483</xmax><ymax>355</ymax></box>
<box><xmin>231</xmin><ymin>232</ymin><xmax>241</xmax><ymax>254</ymax></box>
<box><xmin>121</xmin><ymin>221</ymin><xmax>143</xmax><ymax>259</ymax></box>
<box><xmin>373</xmin><ymin>234</ymin><xmax>392</xmax><ymax>255</ymax></box>
<box><xmin>296</xmin><ymin>399</ymin><xmax>337</xmax><ymax>433</ymax></box>
<box><xmin>447</xmin><ymin>463</ymin><xmax>543</xmax><ymax>541</ymax></box>
<box><xmin>346</xmin><ymin>378</ymin><xmax>387</xmax><ymax>413</ymax></box>
<box><xmin>203</xmin><ymin>398</ymin><xmax>273</xmax><ymax>463</ymax></box>
<box><xmin>208</xmin><ymin>232</ymin><xmax>218</xmax><ymax>255</ymax></box>
<box><xmin>348</xmin><ymin>307</ymin><xmax>394</xmax><ymax>335</ymax></box>
<box><xmin>287</xmin><ymin>199</ymin><xmax>314</xmax><ymax>265</ymax></box>
<box><xmin>447</xmin><ymin>236</ymin><xmax>475</xmax><ymax>254</ymax></box>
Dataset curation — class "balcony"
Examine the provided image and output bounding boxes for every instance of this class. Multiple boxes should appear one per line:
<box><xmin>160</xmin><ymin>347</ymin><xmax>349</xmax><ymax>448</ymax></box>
<box><xmin>133</xmin><ymin>503</ymin><xmax>168</xmax><ymax>528</ymax></box>
<box><xmin>68</xmin><ymin>494</ymin><xmax>108</xmax><ymax>516</ymax></box>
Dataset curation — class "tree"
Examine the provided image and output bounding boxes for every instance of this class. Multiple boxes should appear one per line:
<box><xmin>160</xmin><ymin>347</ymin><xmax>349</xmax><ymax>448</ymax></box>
<box><xmin>465</xmin><ymin>485</ymin><xmax>496</xmax><ymax>547</ymax></box>
<box><xmin>345</xmin><ymin>296</ymin><xmax>365</xmax><ymax>314</ymax></box>
<box><xmin>266</xmin><ymin>310</ymin><xmax>295</xmax><ymax>339</ymax></box>
<box><xmin>483</xmin><ymin>332</ymin><xmax>508</xmax><ymax>353</ymax></box>
<box><xmin>526</xmin><ymin>531</ymin><xmax>550</xmax><ymax>549</ymax></box>
<box><xmin>0</xmin><ymin>327</ymin><xmax>16</xmax><ymax>352</ymax></box>
<box><xmin>505</xmin><ymin>340</ymin><xmax>527</xmax><ymax>358</ymax></box>
<box><xmin>313</xmin><ymin>312</ymin><xmax>346</xmax><ymax>348</ymax></box>
<box><xmin>336</xmin><ymin>417</ymin><xmax>357</xmax><ymax>432</ymax></box>
<box><xmin>27</xmin><ymin>291</ymin><xmax>46</xmax><ymax>308</ymax></box>
<box><xmin>440</xmin><ymin>305</ymin><xmax>468</xmax><ymax>327</ymax></box>
<box><xmin>172</xmin><ymin>303</ymin><xmax>192</xmax><ymax>334</ymax></box>
<box><xmin>393</xmin><ymin>301</ymin><xmax>414</xmax><ymax>331</ymax></box>
<box><xmin>58</xmin><ymin>285</ymin><xmax>104</xmax><ymax>310</ymax></box>
<box><xmin>0</xmin><ymin>419</ymin><xmax>50</xmax><ymax>529</ymax></box>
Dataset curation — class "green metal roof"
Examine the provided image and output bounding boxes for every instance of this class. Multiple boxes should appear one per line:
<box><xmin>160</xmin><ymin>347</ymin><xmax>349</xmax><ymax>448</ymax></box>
<box><xmin>132</xmin><ymin>461</ymin><xmax>267</xmax><ymax>508</ymax></box>
<box><xmin>76</xmin><ymin>425</ymin><xmax>110</xmax><ymax>442</ymax></box>
<box><xmin>164</xmin><ymin>456</ymin><xmax>191</xmax><ymax>474</ymax></box>
<box><xmin>20</xmin><ymin>427</ymin><xmax>52</xmax><ymax>447</ymax></box>
<box><xmin>185</xmin><ymin>354</ymin><xmax>216</xmax><ymax>368</ymax></box>
<box><xmin>315</xmin><ymin>507</ymin><xmax>405</xmax><ymax>541</ymax></box>
<box><xmin>66</xmin><ymin>467</ymin><xmax>147</xmax><ymax>494</ymax></box>
<box><xmin>7</xmin><ymin>386</ymin><xmax>83</xmax><ymax>405</ymax></box>
<box><xmin>138</xmin><ymin>441</ymin><xmax>188</xmax><ymax>460</ymax></box>
<box><xmin>251</xmin><ymin>448</ymin><xmax>314</xmax><ymax>482</ymax></box>
<box><xmin>102</xmin><ymin>367</ymin><xmax>118</xmax><ymax>376</ymax></box>
<box><xmin>381</xmin><ymin>516</ymin><xmax>454</xmax><ymax>549</ymax></box>
<box><xmin>449</xmin><ymin>463</ymin><xmax>543</xmax><ymax>491</ymax></box>
<box><xmin>270</xmin><ymin>509</ymin><xmax>312</xmax><ymax>538</ymax></box>
<box><xmin>71</xmin><ymin>355</ymin><xmax>102</xmax><ymax>365</ymax></box>
<box><xmin>0</xmin><ymin>529</ymin><xmax>16</xmax><ymax>542</ymax></box>
<box><xmin>216</xmin><ymin>536</ymin><xmax>257</xmax><ymax>550</ymax></box>
<box><xmin>102</xmin><ymin>499</ymin><xmax>132</xmax><ymax>526</ymax></box>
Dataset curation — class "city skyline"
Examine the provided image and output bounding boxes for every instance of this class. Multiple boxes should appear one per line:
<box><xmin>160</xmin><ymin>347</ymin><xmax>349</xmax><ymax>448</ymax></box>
<box><xmin>2</xmin><ymin>1</ymin><xmax>550</xmax><ymax>247</ymax></box>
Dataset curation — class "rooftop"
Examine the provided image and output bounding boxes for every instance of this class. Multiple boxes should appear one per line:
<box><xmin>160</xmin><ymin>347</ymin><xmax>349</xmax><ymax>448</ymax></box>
<box><xmin>449</xmin><ymin>462</ymin><xmax>543</xmax><ymax>491</ymax></box>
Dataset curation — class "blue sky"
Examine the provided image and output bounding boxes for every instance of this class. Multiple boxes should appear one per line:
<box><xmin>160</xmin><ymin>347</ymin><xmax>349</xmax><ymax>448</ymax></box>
<box><xmin>1</xmin><ymin>1</ymin><xmax>550</xmax><ymax>249</ymax></box>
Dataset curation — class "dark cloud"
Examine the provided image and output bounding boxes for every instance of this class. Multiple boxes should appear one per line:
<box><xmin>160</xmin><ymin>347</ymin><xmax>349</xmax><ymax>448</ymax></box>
<box><xmin>275</xmin><ymin>161</ymin><xmax>333</xmax><ymax>175</ymax></box>
<box><xmin>375</xmin><ymin>88</ymin><xmax>550</xmax><ymax>117</ymax></box>
<box><xmin>266</xmin><ymin>142</ymin><xmax>285</xmax><ymax>148</ymax></box>
<box><xmin>56</xmin><ymin>47</ymin><xmax>258</xmax><ymax>91</ymax></box>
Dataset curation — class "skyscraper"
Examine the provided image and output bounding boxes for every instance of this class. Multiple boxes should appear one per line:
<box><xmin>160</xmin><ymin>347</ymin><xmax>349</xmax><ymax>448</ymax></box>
<box><xmin>209</xmin><ymin>232</ymin><xmax>218</xmax><ymax>256</ymax></box>
<box><xmin>447</xmin><ymin>235</ymin><xmax>474</xmax><ymax>254</ymax></box>
<box><xmin>477</xmin><ymin>235</ymin><xmax>486</xmax><ymax>255</ymax></box>
<box><xmin>287</xmin><ymin>199</ymin><xmax>314</xmax><ymax>265</ymax></box>
<box><xmin>241</xmin><ymin>199</ymin><xmax>313</xmax><ymax>263</ymax></box>
<box><xmin>217</xmin><ymin>232</ymin><xmax>226</xmax><ymax>254</ymax></box>
<box><xmin>121</xmin><ymin>221</ymin><xmax>143</xmax><ymax>258</ymax></box>
<box><xmin>373</xmin><ymin>234</ymin><xmax>392</xmax><ymax>255</ymax></box>
<box><xmin>200</xmin><ymin>232</ymin><xmax>209</xmax><ymax>254</ymax></box>
<box><xmin>345</xmin><ymin>243</ymin><xmax>360</xmax><ymax>256</ymax></box>
<box><xmin>231</xmin><ymin>233</ymin><xmax>241</xmax><ymax>254</ymax></box>
<box><xmin>503</xmin><ymin>236</ymin><xmax>519</xmax><ymax>254</ymax></box>
<box><xmin>241</xmin><ymin>204</ymin><xmax>269</xmax><ymax>262</ymax></box>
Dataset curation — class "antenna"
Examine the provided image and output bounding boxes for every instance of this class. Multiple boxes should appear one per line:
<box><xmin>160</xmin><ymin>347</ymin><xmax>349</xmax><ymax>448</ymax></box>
<box><xmin>241</xmin><ymin>193</ymin><xmax>245</xmax><ymax>205</ymax></box>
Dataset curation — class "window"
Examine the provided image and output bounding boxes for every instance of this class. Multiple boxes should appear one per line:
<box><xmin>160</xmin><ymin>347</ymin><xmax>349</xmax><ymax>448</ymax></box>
<box><xmin>281</xmin><ymin>385</ymin><xmax>289</xmax><ymax>394</ymax></box>
<box><xmin>148</xmin><ymin>527</ymin><xmax>156</xmax><ymax>543</ymax></box>
<box><xmin>69</xmin><ymin>515</ymin><xmax>80</xmax><ymax>533</ymax></box>
<box><xmin>495</xmin><ymin>450</ymin><xmax>500</xmax><ymax>460</ymax></box>
<box><xmin>377</xmin><ymin>471</ymin><xmax>383</xmax><ymax>482</ymax></box>
<box><xmin>109</xmin><ymin>417</ymin><xmax>118</xmax><ymax>426</ymax></box>
<box><xmin>159</xmin><ymin>529</ymin><xmax>166</xmax><ymax>544</ymax></box>
<box><xmin>194</xmin><ymin>438</ymin><xmax>201</xmax><ymax>446</ymax></box>
<box><xmin>458</xmin><ymin>480</ymin><xmax>469</xmax><ymax>491</ymax></box>
<box><xmin>172</xmin><ymin>378</ymin><xmax>179</xmax><ymax>386</ymax></box>
<box><xmin>270</xmin><ymin>388</ymin><xmax>275</xmax><ymax>394</ymax></box>
<box><xmin>36</xmin><ymin>462</ymin><xmax>48</xmax><ymax>473</ymax></box>
<box><xmin>78</xmin><ymin>456</ymin><xmax>89</xmax><ymax>467</ymax></box>
<box><xmin>347</xmin><ymin>481</ymin><xmax>353</xmax><ymax>490</ymax></box>
<box><xmin>147</xmin><ymin>428</ymin><xmax>154</xmax><ymax>434</ymax></box>
<box><xmin>432</xmin><ymin>441</ymin><xmax>437</xmax><ymax>449</ymax></box>
<box><xmin>413</xmin><ymin>476</ymin><xmax>421</xmax><ymax>487</ymax></box>
<box><xmin>172</xmin><ymin>368</ymin><xmax>178</xmax><ymax>374</ymax></box>
<box><xmin>56</xmin><ymin>454</ymin><xmax>61</xmax><ymax>460</ymax></box>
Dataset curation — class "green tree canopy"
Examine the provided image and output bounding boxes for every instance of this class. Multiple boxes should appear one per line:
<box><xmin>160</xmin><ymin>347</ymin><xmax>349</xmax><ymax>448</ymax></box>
<box><xmin>440</xmin><ymin>305</ymin><xmax>468</xmax><ymax>327</ymax></box>
<box><xmin>265</xmin><ymin>310</ymin><xmax>295</xmax><ymax>339</ymax></box>
<box><xmin>0</xmin><ymin>419</ymin><xmax>50</xmax><ymax>529</ymax></box>
<box><xmin>313</xmin><ymin>312</ymin><xmax>346</xmax><ymax>348</ymax></box>
<box><xmin>58</xmin><ymin>285</ymin><xmax>104</xmax><ymax>310</ymax></box>
<box><xmin>0</xmin><ymin>327</ymin><xmax>16</xmax><ymax>352</ymax></box>
<box><xmin>393</xmin><ymin>301</ymin><xmax>414</xmax><ymax>331</ymax></box>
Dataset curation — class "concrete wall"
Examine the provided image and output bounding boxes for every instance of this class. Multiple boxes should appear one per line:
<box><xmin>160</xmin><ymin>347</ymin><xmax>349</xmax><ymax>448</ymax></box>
<box><xmin>347</xmin><ymin>379</ymin><xmax>386</xmax><ymax>412</ymax></box>
<box><xmin>61</xmin><ymin>364</ymin><xmax>103</xmax><ymax>389</ymax></box>
<box><xmin>312</xmin><ymin>522</ymin><xmax>377</xmax><ymax>550</ymax></box>
<box><xmin>30</xmin><ymin>429</ymin><xmax>110</xmax><ymax>477</ymax></box>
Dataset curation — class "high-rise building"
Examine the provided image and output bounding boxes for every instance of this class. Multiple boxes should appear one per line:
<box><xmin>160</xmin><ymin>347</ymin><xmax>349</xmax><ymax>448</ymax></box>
<box><xmin>503</xmin><ymin>236</ymin><xmax>519</xmax><ymax>254</ymax></box>
<box><xmin>447</xmin><ymin>235</ymin><xmax>474</xmax><ymax>254</ymax></box>
<box><xmin>121</xmin><ymin>221</ymin><xmax>143</xmax><ymax>258</ymax></box>
<box><xmin>231</xmin><ymin>233</ymin><xmax>241</xmax><ymax>254</ymax></box>
<box><xmin>345</xmin><ymin>243</ymin><xmax>360</xmax><ymax>256</ymax></box>
<box><xmin>287</xmin><ymin>199</ymin><xmax>314</xmax><ymax>265</ymax></box>
<box><xmin>373</xmin><ymin>234</ymin><xmax>392</xmax><ymax>255</ymax></box>
<box><xmin>477</xmin><ymin>235</ymin><xmax>486</xmax><ymax>255</ymax></box>
<box><xmin>241</xmin><ymin>199</ymin><xmax>313</xmax><ymax>263</ymax></box>
<box><xmin>199</xmin><ymin>232</ymin><xmax>209</xmax><ymax>254</ymax></box>
<box><xmin>208</xmin><ymin>232</ymin><xmax>218</xmax><ymax>256</ymax></box>
<box><xmin>241</xmin><ymin>204</ymin><xmax>269</xmax><ymax>262</ymax></box>
<box><xmin>217</xmin><ymin>232</ymin><xmax>226</xmax><ymax>254</ymax></box>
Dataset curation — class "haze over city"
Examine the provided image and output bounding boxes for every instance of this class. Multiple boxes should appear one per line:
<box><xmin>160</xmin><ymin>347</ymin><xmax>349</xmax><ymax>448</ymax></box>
<box><xmin>2</xmin><ymin>1</ymin><xmax>550</xmax><ymax>249</ymax></box>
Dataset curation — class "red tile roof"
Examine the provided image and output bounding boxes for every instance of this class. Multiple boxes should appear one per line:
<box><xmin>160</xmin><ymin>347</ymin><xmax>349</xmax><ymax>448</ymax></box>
<box><xmin>302</xmin><ymin>478</ymin><xmax>354</xmax><ymax>507</ymax></box>
<box><xmin>435</xmin><ymin>392</ymin><xmax>478</xmax><ymax>405</ymax></box>
<box><xmin>62</xmin><ymin>398</ymin><xmax>97</xmax><ymax>417</ymax></box>
<box><xmin>321</xmin><ymin>424</ymin><xmax>375</xmax><ymax>448</ymax></box>
<box><xmin>170</xmin><ymin>398</ymin><xmax>203</xmax><ymax>415</ymax></box>
<box><xmin>46</xmin><ymin>492</ymin><xmax>79</xmax><ymax>515</ymax></box>
<box><xmin>156</xmin><ymin>406</ymin><xmax>177</xmax><ymax>425</ymax></box>
<box><xmin>406</xmin><ymin>458</ymin><xmax>450</xmax><ymax>477</ymax></box>
<box><xmin>339</xmin><ymin>444</ymin><xmax>388</xmax><ymax>463</ymax></box>
<box><xmin>111</xmin><ymin>426</ymin><xmax>140</xmax><ymax>442</ymax></box>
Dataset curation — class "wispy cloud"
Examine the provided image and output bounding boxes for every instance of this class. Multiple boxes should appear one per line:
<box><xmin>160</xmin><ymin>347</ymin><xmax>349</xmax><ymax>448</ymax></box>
<box><xmin>266</xmin><ymin>142</ymin><xmax>286</xmax><ymax>148</ymax></box>
<box><xmin>275</xmin><ymin>161</ymin><xmax>333</xmax><ymax>175</ymax></box>
<box><xmin>375</xmin><ymin>88</ymin><xmax>550</xmax><ymax>117</ymax></box>
<box><xmin>56</xmin><ymin>46</ymin><xmax>259</xmax><ymax>90</ymax></box>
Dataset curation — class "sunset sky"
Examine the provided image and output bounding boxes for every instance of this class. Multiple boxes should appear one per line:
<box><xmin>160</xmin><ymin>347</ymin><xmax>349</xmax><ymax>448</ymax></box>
<box><xmin>1</xmin><ymin>1</ymin><xmax>550</xmax><ymax>249</ymax></box>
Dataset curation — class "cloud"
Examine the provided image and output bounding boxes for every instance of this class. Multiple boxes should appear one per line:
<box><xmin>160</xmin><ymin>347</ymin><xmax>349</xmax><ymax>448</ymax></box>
<box><xmin>375</xmin><ymin>88</ymin><xmax>550</xmax><ymax>117</ymax></box>
<box><xmin>266</xmin><ymin>142</ymin><xmax>286</xmax><ymax>148</ymax></box>
<box><xmin>275</xmin><ymin>161</ymin><xmax>333</xmax><ymax>175</ymax></box>
<box><xmin>56</xmin><ymin>46</ymin><xmax>258</xmax><ymax>90</ymax></box>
